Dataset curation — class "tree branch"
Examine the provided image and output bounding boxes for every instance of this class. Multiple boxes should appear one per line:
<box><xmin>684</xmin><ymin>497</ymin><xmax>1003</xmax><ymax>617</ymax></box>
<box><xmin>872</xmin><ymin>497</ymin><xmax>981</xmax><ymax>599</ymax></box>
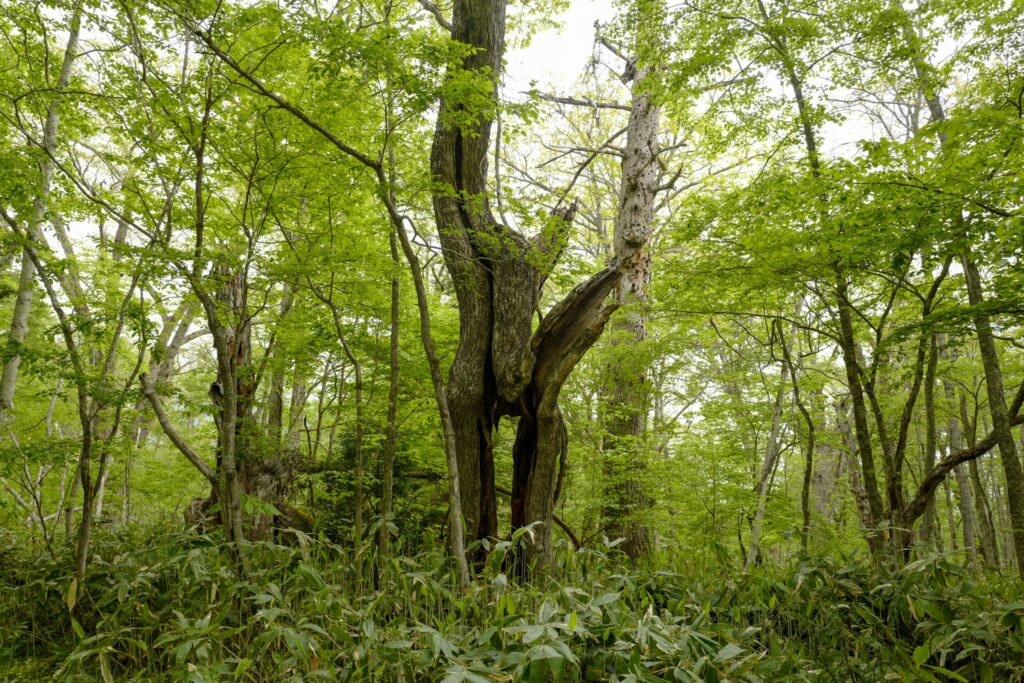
<box><xmin>139</xmin><ymin>373</ymin><xmax>217</xmax><ymax>486</ymax></box>
<box><xmin>191</xmin><ymin>30</ymin><xmax>381</xmax><ymax>172</ymax></box>
<box><xmin>532</xmin><ymin>92</ymin><xmax>630</xmax><ymax>111</ymax></box>
<box><xmin>417</xmin><ymin>0</ymin><xmax>453</xmax><ymax>31</ymax></box>
<box><xmin>901</xmin><ymin>381</ymin><xmax>1024</xmax><ymax>524</ymax></box>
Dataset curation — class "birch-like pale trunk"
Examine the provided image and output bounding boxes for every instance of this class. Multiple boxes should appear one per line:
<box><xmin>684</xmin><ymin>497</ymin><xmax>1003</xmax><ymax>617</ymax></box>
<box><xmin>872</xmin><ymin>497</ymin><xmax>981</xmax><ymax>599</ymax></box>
<box><xmin>745</xmin><ymin>368</ymin><xmax>786</xmax><ymax>571</ymax></box>
<box><xmin>601</xmin><ymin>60</ymin><xmax>661</xmax><ymax>559</ymax></box>
<box><xmin>937</xmin><ymin>335</ymin><xmax>977</xmax><ymax>565</ymax></box>
<box><xmin>0</xmin><ymin>12</ymin><xmax>81</xmax><ymax>414</ymax></box>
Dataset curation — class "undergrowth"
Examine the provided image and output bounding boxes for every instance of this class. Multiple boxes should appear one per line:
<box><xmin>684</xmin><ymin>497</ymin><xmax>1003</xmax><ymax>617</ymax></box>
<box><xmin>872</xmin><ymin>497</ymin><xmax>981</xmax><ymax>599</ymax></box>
<box><xmin>1</xmin><ymin>525</ymin><xmax>1023</xmax><ymax>682</ymax></box>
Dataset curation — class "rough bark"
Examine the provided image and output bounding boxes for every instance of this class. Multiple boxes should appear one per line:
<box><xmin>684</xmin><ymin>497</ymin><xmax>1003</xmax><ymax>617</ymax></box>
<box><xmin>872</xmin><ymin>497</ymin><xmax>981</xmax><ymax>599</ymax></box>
<box><xmin>600</xmin><ymin>61</ymin><xmax>661</xmax><ymax>560</ymax></box>
<box><xmin>429</xmin><ymin>0</ymin><xmax>507</xmax><ymax>554</ymax></box>
<box><xmin>430</xmin><ymin>0</ymin><xmax>663</xmax><ymax>571</ymax></box>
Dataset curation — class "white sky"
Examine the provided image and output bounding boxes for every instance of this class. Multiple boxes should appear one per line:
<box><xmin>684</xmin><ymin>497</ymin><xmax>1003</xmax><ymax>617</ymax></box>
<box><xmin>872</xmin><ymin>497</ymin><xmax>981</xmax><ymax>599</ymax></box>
<box><xmin>505</xmin><ymin>0</ymin><xmax>617</xmax><ymax>93</ymax></box>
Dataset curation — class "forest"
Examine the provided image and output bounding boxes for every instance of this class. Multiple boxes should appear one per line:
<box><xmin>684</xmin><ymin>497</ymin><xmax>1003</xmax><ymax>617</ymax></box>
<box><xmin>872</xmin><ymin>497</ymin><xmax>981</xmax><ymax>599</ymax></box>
<box><xmin>0</xmin><ymin>0</ymin><xmax>1022</xmax><ymax>679</ymax></box>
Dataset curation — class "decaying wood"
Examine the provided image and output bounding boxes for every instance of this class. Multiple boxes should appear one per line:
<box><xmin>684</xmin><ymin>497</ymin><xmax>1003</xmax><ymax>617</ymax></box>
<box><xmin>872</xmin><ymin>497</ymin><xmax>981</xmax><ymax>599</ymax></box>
<box><xmin>428</xmin><ymin>0</ymin><xmax>664</xmax><ymax>570</ymax></box>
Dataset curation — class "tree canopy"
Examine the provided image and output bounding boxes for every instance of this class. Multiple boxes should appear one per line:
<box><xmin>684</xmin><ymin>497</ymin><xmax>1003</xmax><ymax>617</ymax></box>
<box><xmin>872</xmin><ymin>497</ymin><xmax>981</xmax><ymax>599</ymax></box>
<box><xmin>2</xmin><ymin>0</ymin><xmax>1023</xmax><ymax>679</ymax></box>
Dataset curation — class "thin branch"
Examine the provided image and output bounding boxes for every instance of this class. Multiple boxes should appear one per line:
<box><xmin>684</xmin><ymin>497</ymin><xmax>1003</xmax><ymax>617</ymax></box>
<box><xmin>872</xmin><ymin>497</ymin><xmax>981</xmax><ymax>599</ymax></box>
<box><xmin>139</xmin><ymin>373</ymin><xmax>217</xmax><ymax>486</ymax></box>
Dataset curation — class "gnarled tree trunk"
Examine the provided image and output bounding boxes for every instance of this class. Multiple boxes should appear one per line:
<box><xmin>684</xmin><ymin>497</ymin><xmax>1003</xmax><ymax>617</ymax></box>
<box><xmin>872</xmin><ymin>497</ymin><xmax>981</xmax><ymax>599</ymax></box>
<box><xmin>430</xmin><ymin>0</ymin><xmax>662</xmax><ymax>571</ymax></box>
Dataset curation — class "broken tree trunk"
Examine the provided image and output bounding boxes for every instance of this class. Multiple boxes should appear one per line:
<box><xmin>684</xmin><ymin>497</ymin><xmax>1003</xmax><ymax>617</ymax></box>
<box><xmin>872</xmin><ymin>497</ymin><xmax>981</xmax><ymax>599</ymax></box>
<box><xmin>429</xmin><ymin>0</ymin><xmax>662</xmax><ymax>571</ymax></box>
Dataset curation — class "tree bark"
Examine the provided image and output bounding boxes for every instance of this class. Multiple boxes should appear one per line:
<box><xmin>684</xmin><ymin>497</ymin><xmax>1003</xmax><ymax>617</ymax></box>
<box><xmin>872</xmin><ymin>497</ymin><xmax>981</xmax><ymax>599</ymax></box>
<box><xmin>893</xmin><ymin>0</ymin><xmax>1024</xmax><ymax>577</ymax></box>
<box><xmin>0</xmin><ymin>10</ymin><xmax>81</xmax><ymax>414</ymax></box>
<box><xmin>600</xmin><ymin>60</ymin><xmax>661</xmax><ymax>559</ymax></box>
<box><xmin>379</xmin><ymin>228</ymin><xmax>401</xmax><ymax>558</ymax></box>
<box><xmin>938</xmin><ymin>335</ymin><xmax>977</xmax><ymax>565</ymax></box>
<box><xmin>744</xmin><ymin>368</ymin><xmax>786</xmax><ymax>570</ymax></box>
<box><xmin>430</xmin><ymin>0</ymin><xmax>663</xmax><ymax>572</ymax></box>
<box><xmin>919</xmin><ymin>335</ymin><xmax>939</xmax><ymax>546</ymax></box>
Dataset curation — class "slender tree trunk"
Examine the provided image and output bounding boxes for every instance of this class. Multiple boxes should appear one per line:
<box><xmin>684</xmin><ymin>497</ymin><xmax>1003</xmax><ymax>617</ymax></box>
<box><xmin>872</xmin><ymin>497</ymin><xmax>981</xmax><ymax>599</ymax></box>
<box><xmin>379</xmin><ymin>228</ymin><xmax>401</xmax><ymax>558</ymax></box>
<box><xmin>963</xmin><ymin>395</ymin><xmax>1000</xmax><ymax>566</ymax></box>
<box><xmin>920</xmin><ymin>336</ymin><xmax>939</xmax><ymax>546</ymax></box>
<box><xmin>94</xmin><ymin>460</ymin><xmax>111</xmax><ymax>521</ymax></box>
<box><xmin>391</xmin><ymin>211</ymin><xmax>471</xmax><ymax>588</ymax></box>
<box><xmin>779</xmin><ymin>316</ymin><xmax>815</xmax><ymax>551</ymax></box>
<box><xmin>938</xmin><ymin>336</ymin><xmax>977</xmax><ymax>565</ymax></box>
<box><xmin>894</xmin><ymin>0</ymin><xmax>1024</xmax><ymax>577</ymax></box>
<box><xmin>961</xmin><ymin>254</ymin><xmax>1024</xmax><ymax>576</ymax></box>
<box><xmin>835</xmin><ymin>283</ymin><xmax>885</xmax><ymax>545</ymax></box>
<box><xmin>65</xmin><ymin>465</ymin><xmax>80</xmax><ymax>542</ymax></box>
<box><xmin>0</xmin><ymin>11</ymin><xmax>81</xmax><ymax>414</ymax></box>
<box><xmin>745</xmin><ymin>369</ymin><xmax>786</xmax><ymax>570</ymax></box>
<box><xmin>943</xmin><ymin>480</ymin><xmax>957</xmax><ymax>552</ymax></box>
<box><xmin>267</xmin><ymin>286</ymin><xmax>295</xmax><ymax>453</ymax></box>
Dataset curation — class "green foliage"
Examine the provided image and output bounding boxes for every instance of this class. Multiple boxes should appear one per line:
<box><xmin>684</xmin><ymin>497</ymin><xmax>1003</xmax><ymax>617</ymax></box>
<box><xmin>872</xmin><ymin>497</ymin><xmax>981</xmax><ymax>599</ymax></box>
<box><xmin>3</xmin><ymin>530</ymin><xmax>1023</xmax><ymax>681</ymax></box>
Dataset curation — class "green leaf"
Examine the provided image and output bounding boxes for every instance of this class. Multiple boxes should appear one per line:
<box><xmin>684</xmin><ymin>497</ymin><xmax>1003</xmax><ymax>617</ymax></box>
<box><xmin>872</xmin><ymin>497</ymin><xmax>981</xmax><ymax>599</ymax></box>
<box><xmin>70</xmin><ymin>617</ymin><xmax>85</xmax><ymax>640</ymax></box>
<box><xmin>66</xmin><ymin>577</ymin><xmax>77</xmax><ymax>612</ymax></box>
<box><xmin>715</xmin><ymin>642</ymin><xmax>743</xmax><ymax>662</ymax></box>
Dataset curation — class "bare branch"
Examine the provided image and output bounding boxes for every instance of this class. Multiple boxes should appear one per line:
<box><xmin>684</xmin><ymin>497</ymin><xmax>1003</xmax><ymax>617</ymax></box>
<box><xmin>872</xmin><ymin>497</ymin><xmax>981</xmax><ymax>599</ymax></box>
<box><xmin>532</xmin><ymin>92</ymin><xmax>630</xmax><ymax>111</ymax></box>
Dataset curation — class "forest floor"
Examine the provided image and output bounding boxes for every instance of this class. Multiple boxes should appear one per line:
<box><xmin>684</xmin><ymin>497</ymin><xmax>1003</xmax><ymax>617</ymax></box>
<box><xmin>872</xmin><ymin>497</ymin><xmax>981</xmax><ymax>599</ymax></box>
<box><xmin>2</xmin><ymin>526</ymin><xmax>1023</xmax><ymax>681</ymax></box>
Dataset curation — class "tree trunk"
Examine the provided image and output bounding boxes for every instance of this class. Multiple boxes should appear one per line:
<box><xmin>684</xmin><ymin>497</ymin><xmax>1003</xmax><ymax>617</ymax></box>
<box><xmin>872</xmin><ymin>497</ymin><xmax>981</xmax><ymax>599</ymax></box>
<box><xmin>379</xmin><ymin>228</ymin><xmax>401</xmax><ymax>557</ymax></box>
<box><xmin>744</xmin><ymin>369</ymin><xmax>786</xmax><ymax>571</ymax></box>
<box><xmin>963</xmin><ymin>396</ymin><xmax>1001</xmax><ymax>566</ymax></box>
<box><xmin>429</xmin><ymin>0</ymin><xmax>662</xmax><ymax>572</ymax></box>
<box><xmin>600</xmin><ymin>63</ymin><xmax>662</xmax><ymax>560</ymax></box>
<box><xmin>836</xmin><ymin>398</ymin><xmax>875</xmax><ymax>536</ymax></box>
<box><xmin>0</xmin><ymin>11</ymin><xmax>81</xmax><ymax>414</ymax></box>
<box><xmin>961</xmin><ymin>254</ymin><xmax>1024</xmax><ymax>576</ymax></box>
<box><xmin>779</xmin><ymin>316</ymin><xmax>815</xmax><ymax>551</ymax></box>
<box><xmin>267</xmin><ymin>286</ymin><xmax>295</xmax><ymax>454</ymax></box>
<box><xmin>919</xmin><ymin>335</ymin><xmax>939</xmax><ymax>546</ymax></box>
<box><xmin>942</xmin><ymin>480</ymin><xmax>957</xmax><ymax>552</ymax></box>
<box><xmin>835</xmin><ymin>280</ymin><xmax>886</xmax><ymax>546</ymax></box>
<box><xmin>286</xmin><ymin>375</ymin><xmax>307</xmax><ymax>455</ymax></box>
<box><xmin>938</xmin><ymin>336</ymin><xmax>977</xmax><ymax>565</ymax></box>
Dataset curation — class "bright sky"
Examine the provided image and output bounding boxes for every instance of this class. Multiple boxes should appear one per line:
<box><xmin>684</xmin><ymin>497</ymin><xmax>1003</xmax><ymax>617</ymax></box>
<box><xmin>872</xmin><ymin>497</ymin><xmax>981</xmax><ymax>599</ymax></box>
<box><xmin>505</xmin><ymin>0</ymin><xmax>617</xmax><ymax>93</ymax></box>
